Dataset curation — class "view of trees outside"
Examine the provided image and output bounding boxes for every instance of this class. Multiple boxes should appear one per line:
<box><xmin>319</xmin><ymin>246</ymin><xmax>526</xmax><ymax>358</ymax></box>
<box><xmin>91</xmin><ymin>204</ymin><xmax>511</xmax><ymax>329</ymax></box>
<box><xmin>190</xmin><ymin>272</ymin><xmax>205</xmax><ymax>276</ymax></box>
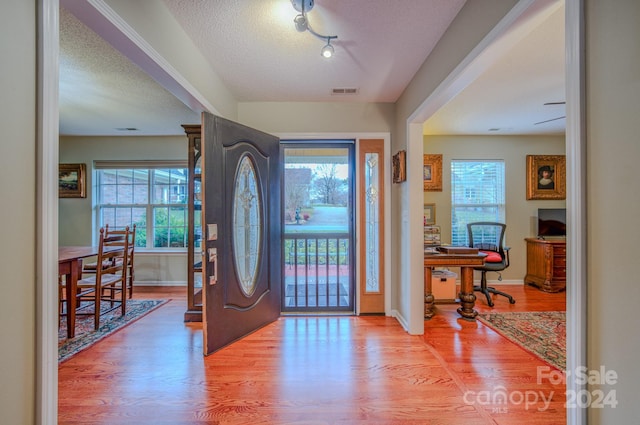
<box><xmin>284</xmin><ymin>161</ymin><xmax>349</xmax><ymax>227</ymax></box>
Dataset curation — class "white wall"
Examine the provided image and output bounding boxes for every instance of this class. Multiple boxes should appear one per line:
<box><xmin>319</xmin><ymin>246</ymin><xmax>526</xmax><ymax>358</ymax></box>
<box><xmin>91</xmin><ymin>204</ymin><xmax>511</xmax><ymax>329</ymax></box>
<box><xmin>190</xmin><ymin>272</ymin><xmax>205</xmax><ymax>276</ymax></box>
<box><xmin>586</xmin><ymin>0</ymin><xmax>640</xmax><ymax>422</ymax></box>
<box><xmin>0</xmin><ymin>2</ymin><xmax>36</xmax><ymax>424</ymax></box>
<box><xmin>393</xmin><ymin>0</ymin><xmax>520</xmax><ymax>334</ymax></box>
<box><xmin>424</xmin><ymin>134</ymin><xmax>566</xmax><ymax>283</ymax></box>
<box><xmin>59</xmin><ymin>135</ymin><xmax>189</xmax><ymax>285</ymax></box>
<box><xmin>238</xmin><ymin>102</ymin><xmax>395</xmax><ymax>134</ymax></box>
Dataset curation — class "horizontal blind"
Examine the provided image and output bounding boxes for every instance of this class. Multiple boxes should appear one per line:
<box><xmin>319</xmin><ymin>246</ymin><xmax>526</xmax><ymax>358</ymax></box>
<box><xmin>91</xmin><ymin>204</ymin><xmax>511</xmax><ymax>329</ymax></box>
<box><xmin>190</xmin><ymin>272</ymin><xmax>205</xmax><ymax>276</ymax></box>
<box><xmin>451</xmin><ymin>160</ymin><xmax>505</xmax><ymax>246</ymax></box>
<box><xmin>94</xmin><ymin>160</ymin><xmax>187</xmax><ymax>169</ymax></box>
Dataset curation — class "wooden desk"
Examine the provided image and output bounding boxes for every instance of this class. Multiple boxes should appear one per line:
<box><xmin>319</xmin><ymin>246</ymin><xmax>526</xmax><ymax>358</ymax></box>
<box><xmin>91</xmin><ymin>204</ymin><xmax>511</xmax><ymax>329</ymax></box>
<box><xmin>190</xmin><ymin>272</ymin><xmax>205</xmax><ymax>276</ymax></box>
<box><xmin>424</xmin><ymin>252</ymin><xmax>487</xmax><ymax>320</ymax></box>
<box><xmin>524</xmin><ymin>238</ymin><xmax>566</xmax><ymax>292</ymax></box>
<box><xmin>59</xmin><ymin>246</ymin><xmax>102</xmax><ymax>338</ymax></box>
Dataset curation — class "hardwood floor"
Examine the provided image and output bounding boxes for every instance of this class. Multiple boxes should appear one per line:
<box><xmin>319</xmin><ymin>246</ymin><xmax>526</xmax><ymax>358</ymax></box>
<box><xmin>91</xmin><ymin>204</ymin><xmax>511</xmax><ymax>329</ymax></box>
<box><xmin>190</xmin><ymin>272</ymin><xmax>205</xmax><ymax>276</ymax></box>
<box><xmin>58</xmin><ymin>284</ymin><xmax>566</xmax><ymax>424</ymax></box>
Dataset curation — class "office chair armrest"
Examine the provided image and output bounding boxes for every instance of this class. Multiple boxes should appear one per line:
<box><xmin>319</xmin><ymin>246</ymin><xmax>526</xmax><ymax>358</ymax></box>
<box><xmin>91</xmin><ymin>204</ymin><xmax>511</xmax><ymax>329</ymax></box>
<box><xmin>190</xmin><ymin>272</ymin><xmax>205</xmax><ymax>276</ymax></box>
<box><xmin>504</xmin><ymin>246</ymin><xmax>510</xmax><ymax>267</ymax></box>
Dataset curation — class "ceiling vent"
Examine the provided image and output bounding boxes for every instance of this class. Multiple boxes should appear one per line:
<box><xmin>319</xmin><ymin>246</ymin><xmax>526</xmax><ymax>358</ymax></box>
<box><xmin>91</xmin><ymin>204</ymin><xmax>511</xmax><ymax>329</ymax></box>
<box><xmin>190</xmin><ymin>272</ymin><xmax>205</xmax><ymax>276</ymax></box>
<box><xmin>332</xmin><ymin>88</ymin><xmax>358</xmax><ymax>95</ymax></box>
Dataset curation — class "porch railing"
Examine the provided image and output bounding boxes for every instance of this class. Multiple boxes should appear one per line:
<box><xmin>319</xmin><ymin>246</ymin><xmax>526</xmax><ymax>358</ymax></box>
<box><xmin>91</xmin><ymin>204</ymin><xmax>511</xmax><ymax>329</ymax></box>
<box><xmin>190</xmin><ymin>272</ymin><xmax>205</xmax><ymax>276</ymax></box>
<box><xmin>283</xmin><ymin>233</ymin><xmax>352</xmax><ymax>311</ymax></box>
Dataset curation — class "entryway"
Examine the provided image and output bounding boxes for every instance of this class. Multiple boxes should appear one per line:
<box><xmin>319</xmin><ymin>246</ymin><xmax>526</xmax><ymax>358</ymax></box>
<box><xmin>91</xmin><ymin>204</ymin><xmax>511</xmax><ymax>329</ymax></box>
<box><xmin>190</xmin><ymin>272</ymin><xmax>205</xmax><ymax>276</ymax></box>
<box><xmin>282</xmin><ymin>142</ymin><xmax>355</xmax><ymax>313</ymax></box>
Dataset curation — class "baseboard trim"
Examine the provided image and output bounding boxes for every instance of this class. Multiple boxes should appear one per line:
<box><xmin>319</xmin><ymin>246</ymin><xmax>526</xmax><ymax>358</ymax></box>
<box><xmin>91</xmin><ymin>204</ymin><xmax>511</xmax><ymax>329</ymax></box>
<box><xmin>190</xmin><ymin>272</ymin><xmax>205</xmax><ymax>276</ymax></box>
<box><xmin>390</xmin><ymin>309</ymin><xmax>410</xmax><ymax>332</ymax></box>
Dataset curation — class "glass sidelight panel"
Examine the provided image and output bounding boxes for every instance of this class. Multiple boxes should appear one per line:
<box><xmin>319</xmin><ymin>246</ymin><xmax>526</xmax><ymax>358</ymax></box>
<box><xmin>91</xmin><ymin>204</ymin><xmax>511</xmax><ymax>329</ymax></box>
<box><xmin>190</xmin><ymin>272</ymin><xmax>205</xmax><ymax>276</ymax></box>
<box><xmin>365</xmin><ymin>153</ymin><xmax>380</xmax><ymax>292</ymax></box>
<box><xmin>358</xmin><ymin>139</ymin><xmax>385</xmax><ymax>314</ymax></box>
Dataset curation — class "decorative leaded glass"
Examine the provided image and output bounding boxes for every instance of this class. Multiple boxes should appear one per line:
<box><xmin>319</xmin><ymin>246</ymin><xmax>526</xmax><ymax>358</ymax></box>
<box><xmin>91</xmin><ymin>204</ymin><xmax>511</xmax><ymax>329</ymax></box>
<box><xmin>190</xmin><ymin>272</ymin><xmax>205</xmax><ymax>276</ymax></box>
<box><xmin>365</xmin><ymin>153</ymin><xmax>380</xmax><ymax>292</ymax></box>
<box><xmin>232</xmin><ymin>155</ymin><xmax>261</xmax><ymax>296</ymax></box>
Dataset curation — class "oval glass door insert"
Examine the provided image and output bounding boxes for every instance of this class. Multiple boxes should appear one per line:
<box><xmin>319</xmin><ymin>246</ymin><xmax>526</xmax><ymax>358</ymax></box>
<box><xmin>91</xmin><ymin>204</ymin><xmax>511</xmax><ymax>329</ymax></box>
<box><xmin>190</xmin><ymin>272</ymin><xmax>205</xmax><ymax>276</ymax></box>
<box><xmin>232</xmin><ymin>155</ymin><xmax>262</xmax><ymax>296</ymax></box>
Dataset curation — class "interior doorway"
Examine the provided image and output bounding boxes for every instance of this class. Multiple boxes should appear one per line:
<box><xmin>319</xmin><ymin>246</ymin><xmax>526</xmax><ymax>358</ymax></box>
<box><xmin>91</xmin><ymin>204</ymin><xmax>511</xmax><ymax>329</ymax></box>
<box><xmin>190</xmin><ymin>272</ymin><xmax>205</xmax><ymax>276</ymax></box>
<box><xmin>282</xmin><ymin>142</ymin><xmax>355</xmax><ymax>313</ymax></box>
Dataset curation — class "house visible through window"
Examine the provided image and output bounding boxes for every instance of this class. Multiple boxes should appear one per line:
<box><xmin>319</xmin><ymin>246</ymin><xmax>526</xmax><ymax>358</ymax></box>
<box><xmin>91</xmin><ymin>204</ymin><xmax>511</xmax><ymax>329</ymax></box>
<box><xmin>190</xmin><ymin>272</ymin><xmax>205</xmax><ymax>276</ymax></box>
<box><xmin>451</xmin><ymin>160</ymin><xmax>505</xmax><ymax>246</ymax></box>
<box><xmin>95</xmin><ymin>161</ymin><xmax>188</xmax><ymax>249</ymax></box>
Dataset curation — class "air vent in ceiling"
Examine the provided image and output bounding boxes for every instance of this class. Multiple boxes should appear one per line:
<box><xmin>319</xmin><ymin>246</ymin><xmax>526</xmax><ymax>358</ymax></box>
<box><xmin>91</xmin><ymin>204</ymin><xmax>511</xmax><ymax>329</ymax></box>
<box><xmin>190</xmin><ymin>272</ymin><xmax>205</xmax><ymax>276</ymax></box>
<box><xmin>332</xmin><ymin>87</ymin><xmax>358</xmax><ymax>95</ymax></box>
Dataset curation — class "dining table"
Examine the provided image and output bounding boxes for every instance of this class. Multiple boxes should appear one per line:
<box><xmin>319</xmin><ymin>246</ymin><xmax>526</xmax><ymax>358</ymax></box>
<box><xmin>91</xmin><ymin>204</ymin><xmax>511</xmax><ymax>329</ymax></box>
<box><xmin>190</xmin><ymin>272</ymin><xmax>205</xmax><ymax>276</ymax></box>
<box><xmin>58</xmin><ymin>246</ymin><xmax>108</xmax><ymax>338</ymax></box>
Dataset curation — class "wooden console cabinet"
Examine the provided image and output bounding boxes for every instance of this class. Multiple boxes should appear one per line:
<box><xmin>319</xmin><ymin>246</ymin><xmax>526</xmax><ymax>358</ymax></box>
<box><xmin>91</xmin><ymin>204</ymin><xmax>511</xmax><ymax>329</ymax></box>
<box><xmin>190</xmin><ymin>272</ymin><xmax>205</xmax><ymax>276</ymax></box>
<box><xmin>524</xmin><ymin>238</ymin><xmax>566</xmax><ymax>292</ymax></box>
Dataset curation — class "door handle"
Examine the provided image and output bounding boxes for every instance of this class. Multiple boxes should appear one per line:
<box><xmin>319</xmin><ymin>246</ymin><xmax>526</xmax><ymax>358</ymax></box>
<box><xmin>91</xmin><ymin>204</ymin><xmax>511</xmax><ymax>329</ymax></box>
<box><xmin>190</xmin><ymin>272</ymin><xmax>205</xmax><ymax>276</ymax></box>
<box><xmin>208</xmin><ymin>247</ymin><xmax>217</xmax><ymax>285</ymax></box>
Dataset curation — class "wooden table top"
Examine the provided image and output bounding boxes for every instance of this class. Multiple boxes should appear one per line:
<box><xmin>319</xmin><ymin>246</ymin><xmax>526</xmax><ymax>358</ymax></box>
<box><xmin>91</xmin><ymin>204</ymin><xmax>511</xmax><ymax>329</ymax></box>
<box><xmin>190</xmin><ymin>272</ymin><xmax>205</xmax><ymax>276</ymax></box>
<box><xmin>424</xmin><ymin>251</ymin><xmax>487</xmax><ymax>267</ymax></box>
<box><xmin>59</xmin><ymin>246</ymin><xmax>109</xmax><ymax>262</ymax></box>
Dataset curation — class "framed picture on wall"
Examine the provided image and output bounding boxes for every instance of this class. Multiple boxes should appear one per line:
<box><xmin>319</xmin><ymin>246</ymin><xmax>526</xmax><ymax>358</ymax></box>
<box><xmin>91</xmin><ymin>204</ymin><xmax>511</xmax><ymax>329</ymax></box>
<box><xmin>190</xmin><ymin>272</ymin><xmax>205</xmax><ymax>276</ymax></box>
<box><xmin>59</xmin><ymin>163</ymin><xmax>86</xmax><ymax>198</ymax></box>
<box><xmin>526</xmin><ymin>155</ymin><xmax>566</xmax><ymax>200</ymax></box>
<box><xmin>392</xmin><ymin>150</ymin><xmax>406</xmax><ymax>183</ymax></box>
<box><xmin>423</xmin><ymin>203</ymin><xmax>436</xmax><ymax>225</ymax></box>
<box><xmin>423</xmin><ymin>154</ymin><xmax>442</xmax><ymax>191</ymax></box>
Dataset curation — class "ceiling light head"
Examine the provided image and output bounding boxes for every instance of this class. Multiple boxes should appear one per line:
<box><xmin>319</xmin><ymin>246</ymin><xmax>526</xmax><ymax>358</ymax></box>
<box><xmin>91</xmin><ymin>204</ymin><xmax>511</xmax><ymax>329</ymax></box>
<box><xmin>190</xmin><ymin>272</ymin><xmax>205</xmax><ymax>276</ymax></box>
<box><xmin>321</xmin><ymin>40</ymin><xmax>334</xmax><ymax>58</ymax></box>
<box><xmin>293</xmin><ymin>14</ymin><xmax>308</xmax><ymax>32</ymax></box>
<box><xmin>291</xmin><ymin>0</ymin><xmax>314</xmax><ymax>13</ymax></box>
<box><xmin>291</xmin><ymin>0</ymin><xmax>338</xmax><ymax>58</ymax></box>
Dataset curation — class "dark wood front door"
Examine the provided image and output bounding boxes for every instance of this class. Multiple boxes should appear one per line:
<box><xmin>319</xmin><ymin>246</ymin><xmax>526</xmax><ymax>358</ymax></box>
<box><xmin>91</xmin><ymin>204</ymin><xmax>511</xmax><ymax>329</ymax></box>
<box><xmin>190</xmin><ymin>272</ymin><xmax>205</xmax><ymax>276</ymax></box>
<box><xmin>202</xmin><ymin>112</ymin><xmax>281</xmax><ymax>355</ymax></box>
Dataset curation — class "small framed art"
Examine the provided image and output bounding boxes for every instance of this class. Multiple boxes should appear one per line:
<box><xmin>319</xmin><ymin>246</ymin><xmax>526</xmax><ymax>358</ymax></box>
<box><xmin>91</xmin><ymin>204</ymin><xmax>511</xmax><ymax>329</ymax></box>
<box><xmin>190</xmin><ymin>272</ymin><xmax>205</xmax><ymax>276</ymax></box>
<box><xmin>59</xmin><ymin>163</ymin><xmax>87</xmax><ymax>198</ymax></box>
<box><xmin>392</xmin><ymin>150</ymin><xmax>406</xmax><ymax>183</ymax></box>
<box><xmin>423</xmin><ymin>203</ymin><xmax>436</xmax><ymax>225</ymax></box>
<box><xmin>423</xmin><ymin>154</ymin><xmax>442</xmax><ymax>191</ymax></box>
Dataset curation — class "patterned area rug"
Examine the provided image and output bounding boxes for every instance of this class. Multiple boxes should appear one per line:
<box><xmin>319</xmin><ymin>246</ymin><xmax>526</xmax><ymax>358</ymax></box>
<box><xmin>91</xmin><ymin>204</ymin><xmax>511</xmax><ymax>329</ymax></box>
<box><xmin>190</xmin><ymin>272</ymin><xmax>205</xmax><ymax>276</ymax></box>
<box><xmin>58</xmin><ymin>299</ymin><xmax>168</xmax><ymax>363</ymax></box>
<box><xmin>477</xmin><ymin>311</ymin><xmax>565</xmax><ymax>371</ymax></box>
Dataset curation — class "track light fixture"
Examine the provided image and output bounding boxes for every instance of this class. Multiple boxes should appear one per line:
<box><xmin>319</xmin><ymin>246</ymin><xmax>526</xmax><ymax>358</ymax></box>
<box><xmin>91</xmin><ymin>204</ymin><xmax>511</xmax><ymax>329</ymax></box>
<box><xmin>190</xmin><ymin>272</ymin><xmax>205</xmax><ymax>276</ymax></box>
<box><xmin>291</xmin><ymin>0</ymin><xmax>337</xmax><ymax>58</ymax></box>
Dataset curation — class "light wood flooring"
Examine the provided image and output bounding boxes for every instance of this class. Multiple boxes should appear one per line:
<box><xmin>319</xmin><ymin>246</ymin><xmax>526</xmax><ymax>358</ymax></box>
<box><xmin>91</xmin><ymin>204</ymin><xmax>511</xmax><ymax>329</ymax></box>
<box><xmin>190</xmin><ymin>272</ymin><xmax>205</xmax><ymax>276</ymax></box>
<box><xmin>58</xmin><ymin>284</ymin><xmax>566</xmax><ymax>424</ymax></box>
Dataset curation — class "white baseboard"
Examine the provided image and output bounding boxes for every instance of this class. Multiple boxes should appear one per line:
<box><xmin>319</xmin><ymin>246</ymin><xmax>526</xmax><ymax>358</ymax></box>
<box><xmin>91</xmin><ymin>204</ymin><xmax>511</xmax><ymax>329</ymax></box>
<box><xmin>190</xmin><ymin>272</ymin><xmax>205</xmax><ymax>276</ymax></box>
<box><xmin>390</xmin><ymin>309</ymin><xmax>410</xmax><ymax>332</ymax></box>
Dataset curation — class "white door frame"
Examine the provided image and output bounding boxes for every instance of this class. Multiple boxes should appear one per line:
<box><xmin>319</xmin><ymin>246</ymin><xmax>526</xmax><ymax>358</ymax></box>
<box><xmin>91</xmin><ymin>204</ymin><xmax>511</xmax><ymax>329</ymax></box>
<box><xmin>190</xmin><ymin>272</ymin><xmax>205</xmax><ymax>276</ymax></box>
<box><xmin>36</xmin><ymin>1</ymin><xmax>585</xmax><ymax>424</ymax></box>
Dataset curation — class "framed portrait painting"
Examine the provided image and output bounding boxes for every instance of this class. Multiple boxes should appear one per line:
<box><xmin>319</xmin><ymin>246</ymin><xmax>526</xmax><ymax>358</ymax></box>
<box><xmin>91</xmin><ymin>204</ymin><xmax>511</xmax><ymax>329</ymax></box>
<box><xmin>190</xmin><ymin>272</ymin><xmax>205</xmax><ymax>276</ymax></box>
<box><xmin>423</xmin><ymin>154</ymin><xmax>442</xmax><ymax>191</ymax></box>
<box><xmin>59</xmin><ymin>163</ymin><xmax>87</xmax><ymax>198</ymax></box>
<box><xmin>526</xmin><ymin>155</ymin><xmax>566</xmax><ymax>200</ymax></box>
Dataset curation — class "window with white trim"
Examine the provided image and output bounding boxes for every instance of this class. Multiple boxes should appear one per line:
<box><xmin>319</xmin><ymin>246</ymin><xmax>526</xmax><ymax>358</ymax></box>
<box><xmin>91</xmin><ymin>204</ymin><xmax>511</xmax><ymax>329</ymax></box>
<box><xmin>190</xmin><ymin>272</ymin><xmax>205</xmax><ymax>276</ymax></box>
<box><xmin>451</xmin><ymin>160</ymin><xmax>505</xmax><ymax>246</ymax></box>
<box><xmin>95</xmin><ymin>161</ymin><xmax>188</xmax><ymax>249</ymax></box>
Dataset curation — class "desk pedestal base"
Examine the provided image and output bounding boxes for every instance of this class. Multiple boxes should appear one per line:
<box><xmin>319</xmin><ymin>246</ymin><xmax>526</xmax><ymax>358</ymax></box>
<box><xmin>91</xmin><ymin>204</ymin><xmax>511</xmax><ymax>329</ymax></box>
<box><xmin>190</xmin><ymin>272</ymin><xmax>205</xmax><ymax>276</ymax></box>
<box><xmin>424</xmin><ymin>254</ymin><xmax>484</xmax><ymax>320</ymax></box>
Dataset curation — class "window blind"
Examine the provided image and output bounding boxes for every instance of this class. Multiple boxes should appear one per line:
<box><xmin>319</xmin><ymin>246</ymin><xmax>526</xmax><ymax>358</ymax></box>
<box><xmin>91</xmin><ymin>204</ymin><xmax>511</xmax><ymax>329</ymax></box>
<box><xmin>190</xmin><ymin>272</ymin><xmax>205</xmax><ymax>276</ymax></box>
<box><xmin>450</xmin><ymin>160</ymin><xmax>505</xmax><ymax>246</ymax></box>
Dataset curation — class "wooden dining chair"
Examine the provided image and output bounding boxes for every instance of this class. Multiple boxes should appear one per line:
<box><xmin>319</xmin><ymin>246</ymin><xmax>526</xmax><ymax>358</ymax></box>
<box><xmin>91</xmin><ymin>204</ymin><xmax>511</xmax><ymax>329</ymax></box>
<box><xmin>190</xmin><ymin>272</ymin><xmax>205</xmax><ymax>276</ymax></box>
<box><xmin>75</xmin><ymin>226</ymin><xmax>130</xmax><ymax>330</ymax></box>
<box><xmin>83</xmin><ymin>223</ymin><xmax>137</xmax><ymax>298</ymax></box>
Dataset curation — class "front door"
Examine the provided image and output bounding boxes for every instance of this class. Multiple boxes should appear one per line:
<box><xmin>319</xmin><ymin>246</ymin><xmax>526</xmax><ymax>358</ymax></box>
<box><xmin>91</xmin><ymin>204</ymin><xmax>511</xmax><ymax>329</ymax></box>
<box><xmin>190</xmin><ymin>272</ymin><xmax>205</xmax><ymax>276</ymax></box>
<box><xmin>202</xmin><ymin>113</ymin><xmax>281</xmax><ymax>355</ymax></box>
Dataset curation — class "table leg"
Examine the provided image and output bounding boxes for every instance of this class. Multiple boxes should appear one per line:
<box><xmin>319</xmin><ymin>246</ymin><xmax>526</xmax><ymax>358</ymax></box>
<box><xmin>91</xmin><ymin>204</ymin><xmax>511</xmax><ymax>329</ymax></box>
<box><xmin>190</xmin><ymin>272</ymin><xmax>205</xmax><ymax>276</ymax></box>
<box><xmin>424</xmin><ymin>266</ymin><xmax>435</xmax><ymax>319</ymax></box>
<box><xmin>66</xmin><ymin>259</ymin><xmax>79</xmax><ymax>338</ymax></box>
<box><xmin>456</xmin><ymin>266</ymin><xmax>478</xmax><ymax>320</ymax></box>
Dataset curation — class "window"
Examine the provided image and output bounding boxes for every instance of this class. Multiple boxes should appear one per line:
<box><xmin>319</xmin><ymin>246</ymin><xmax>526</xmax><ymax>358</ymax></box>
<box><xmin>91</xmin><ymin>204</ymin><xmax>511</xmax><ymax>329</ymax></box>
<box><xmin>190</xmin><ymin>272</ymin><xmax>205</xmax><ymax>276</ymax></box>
<box><xmin>451</xmin><ymin>160</ymin><xmax>505</xmax><ymax>246</ymax></box>
<box><xmin>95</xmin><ymin>161</ymin><xmax>188</xmax><ymax>249</ymax></box>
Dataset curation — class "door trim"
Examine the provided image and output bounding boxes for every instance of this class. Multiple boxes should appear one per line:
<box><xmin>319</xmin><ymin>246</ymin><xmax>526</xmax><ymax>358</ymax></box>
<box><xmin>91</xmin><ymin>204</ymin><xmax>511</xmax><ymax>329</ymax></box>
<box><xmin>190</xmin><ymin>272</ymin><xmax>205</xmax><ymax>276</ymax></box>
<box><xmin>276</xmin><ymin>133</ymin><xmax>392</xmax><ymax>315</ymax></box>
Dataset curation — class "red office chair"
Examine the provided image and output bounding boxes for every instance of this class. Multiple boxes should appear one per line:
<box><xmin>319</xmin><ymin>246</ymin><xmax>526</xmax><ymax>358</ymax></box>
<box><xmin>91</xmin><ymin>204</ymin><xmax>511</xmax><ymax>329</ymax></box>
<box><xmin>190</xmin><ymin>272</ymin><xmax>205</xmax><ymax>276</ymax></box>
<box><xmin>467</xmin><ymin>222</ymin><xmax>516</xmax><ymax>307</ymax></box>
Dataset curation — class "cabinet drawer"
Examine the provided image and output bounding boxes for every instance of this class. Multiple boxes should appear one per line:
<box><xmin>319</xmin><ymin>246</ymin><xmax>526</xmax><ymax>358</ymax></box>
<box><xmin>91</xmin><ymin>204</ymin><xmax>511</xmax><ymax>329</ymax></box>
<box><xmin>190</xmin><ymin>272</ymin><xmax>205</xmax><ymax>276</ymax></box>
<box><xmin>553</xmin><ymin>246</ymin><xmax>567</xmax><ymax>256</ymax></box>
<box><xmin>553</xmin><ymin>266</ymin><xmax>566</xmax><ymax>278</ymax></box>
<box><xmin>553</xmin><ymin>256</ymin><xmax>566</xmax><ymax>267</ymax></box>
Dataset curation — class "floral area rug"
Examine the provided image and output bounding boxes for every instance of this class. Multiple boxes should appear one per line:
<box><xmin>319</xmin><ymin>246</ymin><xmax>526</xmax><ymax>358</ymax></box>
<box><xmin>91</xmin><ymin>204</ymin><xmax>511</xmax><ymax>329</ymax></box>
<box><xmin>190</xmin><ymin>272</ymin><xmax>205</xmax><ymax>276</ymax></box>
<box><xmin>477</xmin><ymin>311</ymin><xmax>565</xmax><ymax>371</ymax></box>
<box><xmin>58</xmin><ymin>299</ymin><xmax>168</xmax><ymax>363</ymax></box>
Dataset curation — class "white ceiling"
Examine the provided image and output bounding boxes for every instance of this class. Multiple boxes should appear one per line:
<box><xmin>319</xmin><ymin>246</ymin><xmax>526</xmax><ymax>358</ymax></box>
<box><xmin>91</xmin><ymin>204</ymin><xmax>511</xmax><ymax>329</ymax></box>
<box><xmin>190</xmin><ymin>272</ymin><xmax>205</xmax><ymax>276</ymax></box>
<box><xmin>59</xmin><ymin>0</ymin><xmax>565</xmax><ymax>137</ymax></box>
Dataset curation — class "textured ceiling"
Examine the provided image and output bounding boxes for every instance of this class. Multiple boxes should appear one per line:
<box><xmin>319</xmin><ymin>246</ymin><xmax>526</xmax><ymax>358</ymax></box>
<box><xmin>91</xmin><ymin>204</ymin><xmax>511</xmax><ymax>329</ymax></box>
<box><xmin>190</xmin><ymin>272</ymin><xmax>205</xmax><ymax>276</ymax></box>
<box><xmin>58</xmin><ymin>0</ymin><xmax>565</xmax><ymax>137</ymax></box>
<box><xmin>59</xmin><ymin>7</ymin><xmax>200</xmax><ymax>136</ymax></box>
<box><xmin>162</xmin><ymin>0</ymin><xmax>467</xmax><ymax>102</ymax></box>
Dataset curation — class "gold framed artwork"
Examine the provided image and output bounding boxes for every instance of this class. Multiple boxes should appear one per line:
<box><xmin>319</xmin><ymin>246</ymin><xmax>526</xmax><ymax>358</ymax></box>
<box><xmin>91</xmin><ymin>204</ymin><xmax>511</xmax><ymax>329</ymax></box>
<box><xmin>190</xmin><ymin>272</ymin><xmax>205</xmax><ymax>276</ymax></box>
<box><xmin>423</xmin><ymin>154</ymin><xmax>442</xmax><ymax>191</ymax></box>
<box><xmin>392</xmin><ymin>150</ymin><xmax>406</xmax><ymax>183</ymax></box>
<box><xmin>526</xmin><ymin>155</ymin><xmax>566</xmax><ymax>200</ymax></box>
<box><xmin>423</xmin><ymin>203</ymin><xmax>436</xmax><ymax>225</ymax></box>
<box><xmin>59</xmin><ymin>163</ymin><xmax>87</xmax><ymax>198</ymax></box>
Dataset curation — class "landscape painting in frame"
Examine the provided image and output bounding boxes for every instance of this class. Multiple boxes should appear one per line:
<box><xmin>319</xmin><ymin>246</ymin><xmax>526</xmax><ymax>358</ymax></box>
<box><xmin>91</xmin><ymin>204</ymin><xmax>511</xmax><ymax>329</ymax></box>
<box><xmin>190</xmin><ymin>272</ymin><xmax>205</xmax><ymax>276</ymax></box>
<box><xmin>59</xmin><ymin>163</ymin><xmax>86</xmax><ymax>198</ymax></box>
